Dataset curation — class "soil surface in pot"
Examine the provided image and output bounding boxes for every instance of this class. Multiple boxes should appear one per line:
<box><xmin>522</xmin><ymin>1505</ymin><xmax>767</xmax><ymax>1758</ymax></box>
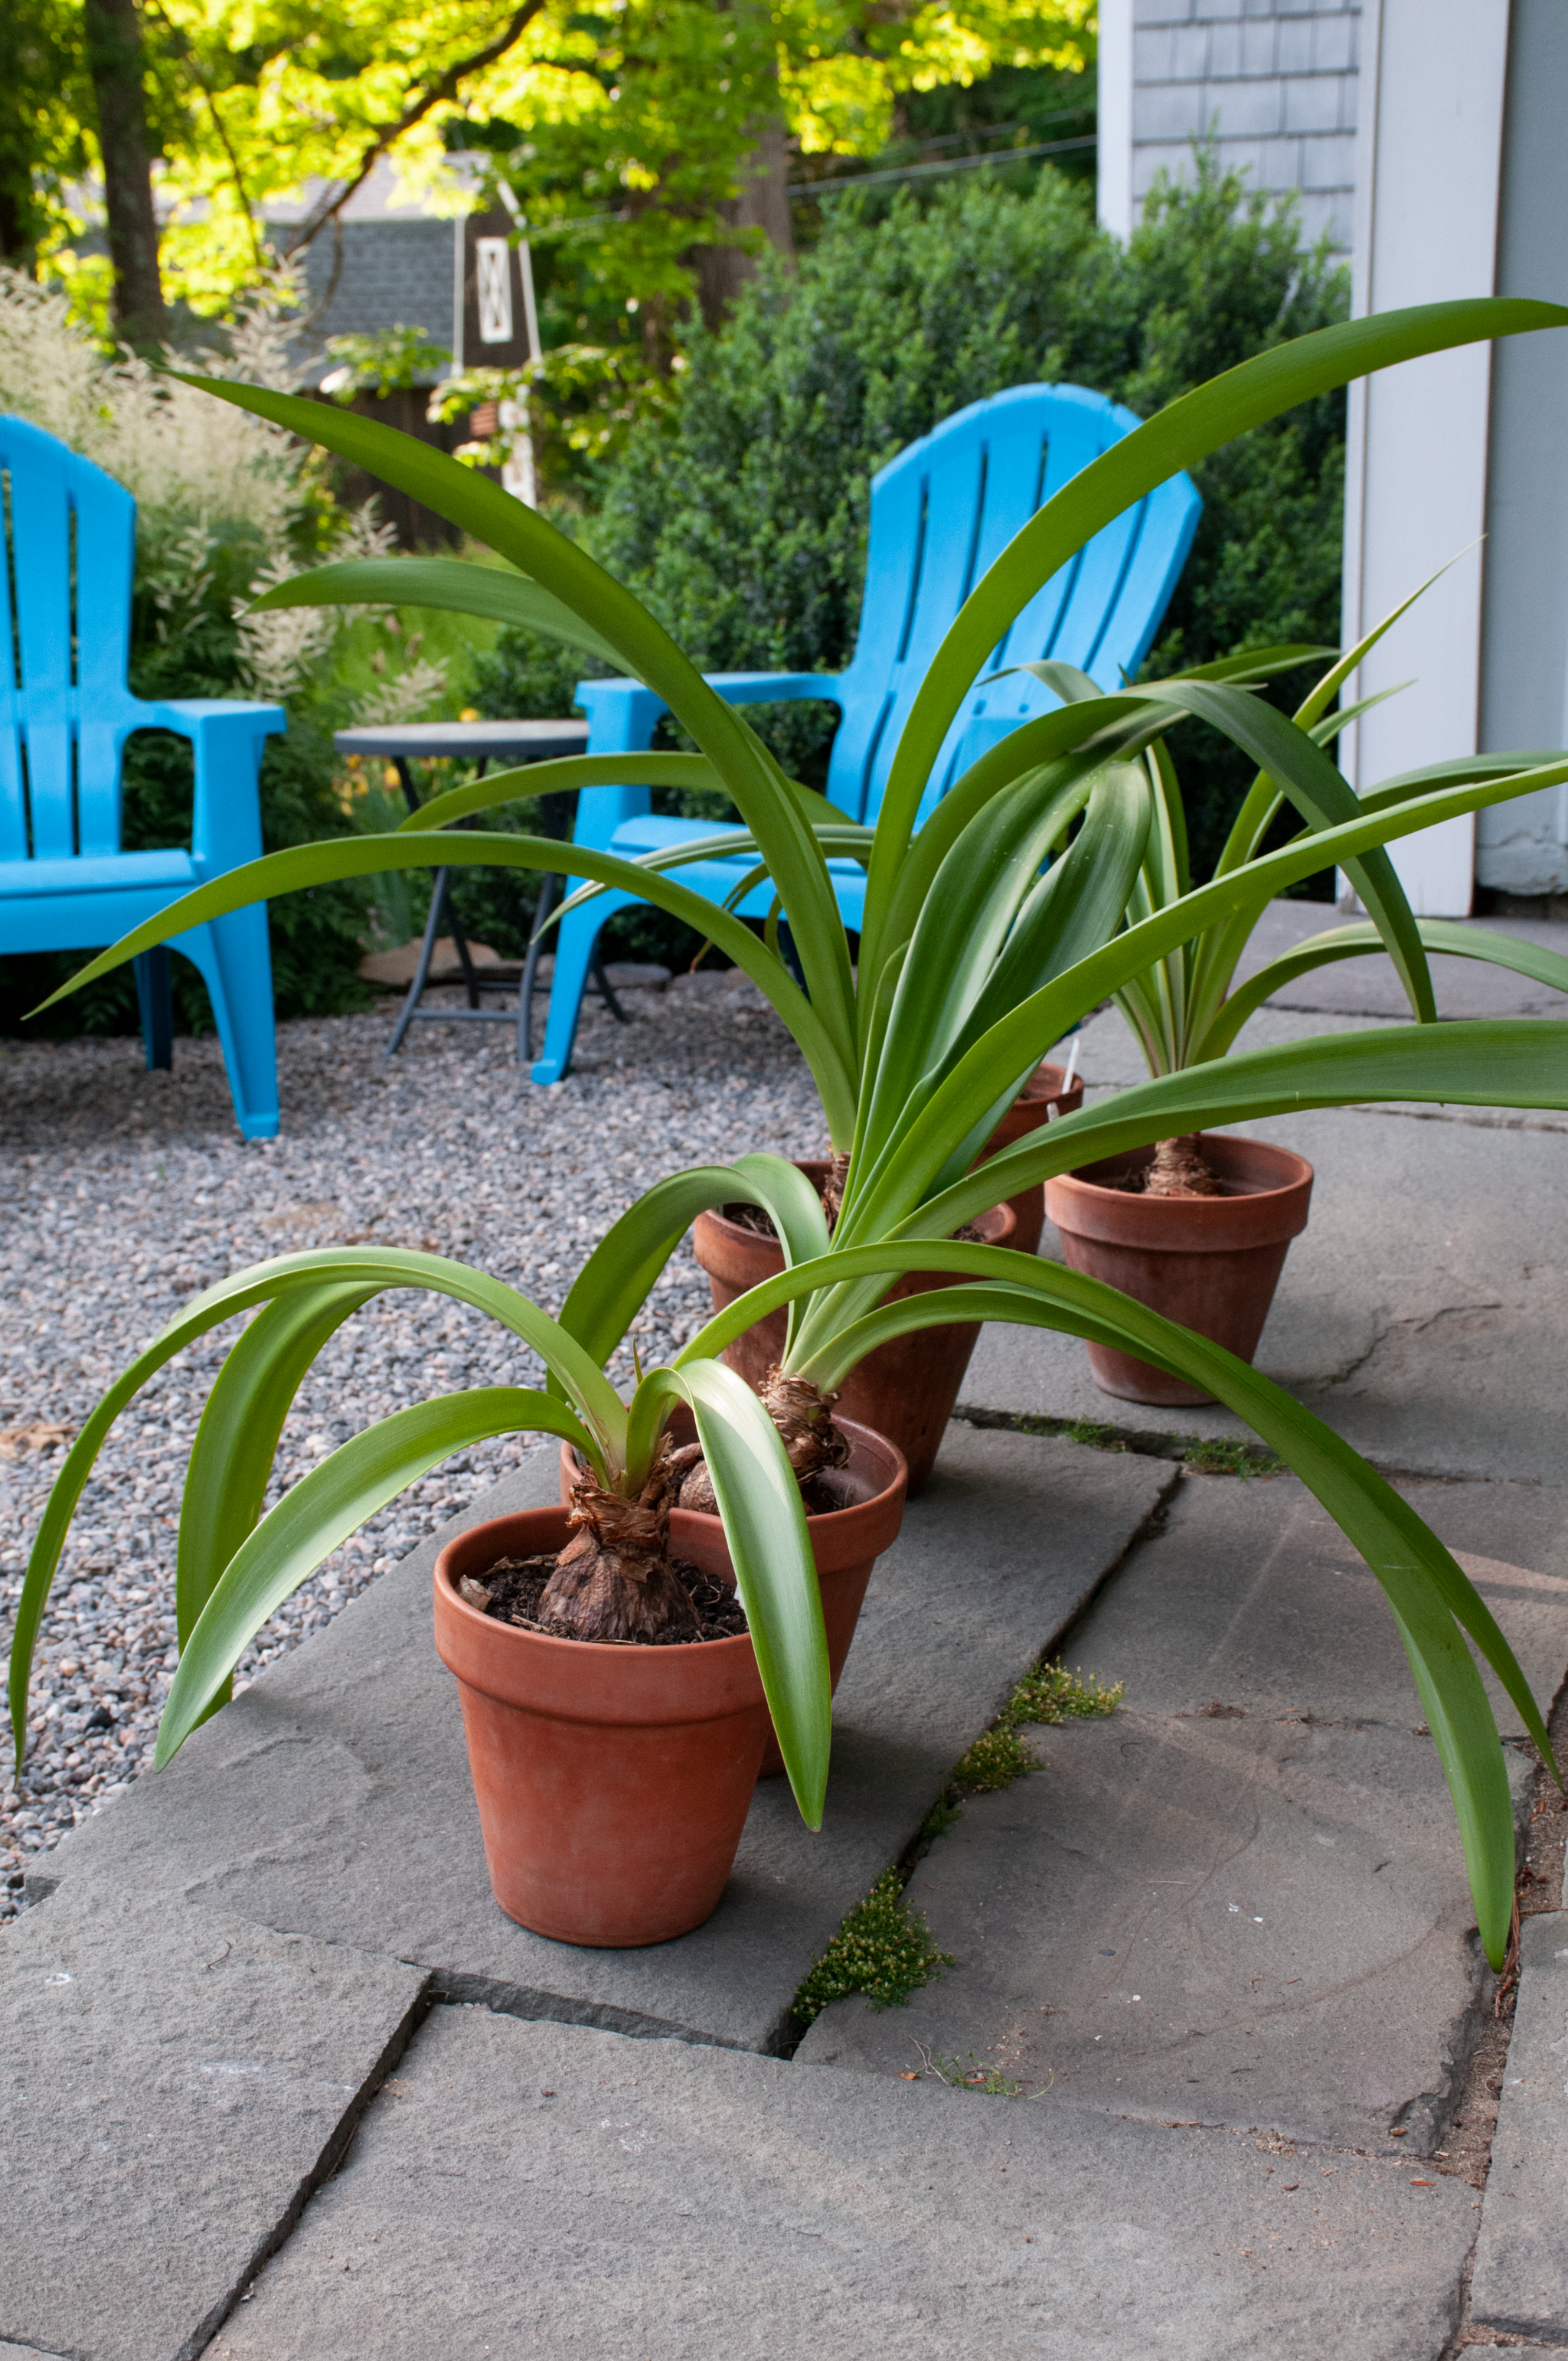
<box><xmin>459</xmin><ymin>1553</ymin><xmax>748</xmax><ymax>1645</ymax></box>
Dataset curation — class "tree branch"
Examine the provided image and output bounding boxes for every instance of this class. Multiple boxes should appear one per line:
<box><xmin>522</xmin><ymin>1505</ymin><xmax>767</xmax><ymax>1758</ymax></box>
<box><xmin>281</xmin><ymin>0</ymin><xmax>547</xmax><ymax>256</ymax></box>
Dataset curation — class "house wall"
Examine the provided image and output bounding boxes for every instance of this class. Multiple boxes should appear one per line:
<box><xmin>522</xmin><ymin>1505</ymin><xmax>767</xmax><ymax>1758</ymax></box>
<box><xmin>1099</xmin><ymin>0</ymin><xmax>1361</xmax><ymax>251</ymax></box>
<box><xmin>296</xmin><ymin>220</ymin><xmax>456</xmax><ymax>386</ymax></box>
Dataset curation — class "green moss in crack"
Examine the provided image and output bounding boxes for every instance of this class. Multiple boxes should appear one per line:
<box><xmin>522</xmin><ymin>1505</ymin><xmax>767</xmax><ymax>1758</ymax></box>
<box><xmin>791</xmin><ymin>1868</ymin><xmax>954</xmax><ymax>2028</ymax></box>
<box><xmin>1182</xmin><ymin>1436</ymin><xmax>1285</xmax><ymax>1478</ymax></box>
<box><xmin>950</xmin><ymin>1726</ymin><xmax>1040</xmax><ymax>1792</ymax></box>
<box><xmin>1003</xmin><ymin>1661</ymin><xmax>1125</xmax><ymax>1729</ymax></box>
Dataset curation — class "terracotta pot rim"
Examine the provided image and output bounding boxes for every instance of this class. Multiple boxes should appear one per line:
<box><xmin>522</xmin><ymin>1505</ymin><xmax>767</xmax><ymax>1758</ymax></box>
<box><xmin>1046</xmin><ymin>1134</ymin><xmax>1312</xmax><ymax>1256</ymax></box>
<box><xmin>1052</xmin><ymin>1134</ymin><xmax>1311</xmax><ymax>1194</ymax></box>
<box><xmin>433</xmin><ymin>1510</ymin><xmax>766</xmax><ymax>1723</ymax></box>
<box><xmin>1013</xmin><ymin>1056</ymin><xmax>1082</xmax><ymax>1107</ymax></box>
<box><xmin>697</xmin><ymin>1160</ymin><xmax>1014</xmax><ymax>1256</ymax></box>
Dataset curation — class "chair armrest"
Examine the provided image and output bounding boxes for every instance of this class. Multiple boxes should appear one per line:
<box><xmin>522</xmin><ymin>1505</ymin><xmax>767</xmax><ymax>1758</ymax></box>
<box><xmin>142</xmin><ymin>698</ymin><xmax>289</xmax><ymax>731</ymax></box>
<box><xmin>142</xmin><ymin>699</ymin><xmax>287</xmax><ymax>874</ymax></box>
<box><xmin>572</xmin><ymin>672</ymin><xmax>848</xmax><ymax>852</ymax></box>
<box><xmin>699</xmin><ymin>671</ymin><xmax>850</xmax><ymax>709</ymax></box>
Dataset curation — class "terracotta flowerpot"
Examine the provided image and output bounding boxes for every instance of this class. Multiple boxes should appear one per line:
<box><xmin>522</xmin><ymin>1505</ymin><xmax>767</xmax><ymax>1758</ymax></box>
<box><xmin>978</xmin><ymin>1055</ymin><xmax>1086</xmax><ymax>1256</ymax></box>
<box><xmin>559</xmin><ymin>1417</ymin><xmax>907</xmax><ymax>1778</ymax></box>
<box><xmin>692</xmin><ymin>1163</ymin><xmax>1017</xmax><ymax>1495</ymax></box>
<box><xmin>1044</xmin><ymin>1134</ymin><xmax>1313</xmax><ymax>1408</ymax></box>
<box><xmin>433</xmin><ymin>1505</ymin><xmax>771</xmax><ymax>1948</ymax></box>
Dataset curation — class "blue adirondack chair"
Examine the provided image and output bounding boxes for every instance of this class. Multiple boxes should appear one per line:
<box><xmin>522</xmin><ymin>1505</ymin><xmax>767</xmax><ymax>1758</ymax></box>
<box><xmin>531</xmin><ymin>382</ymin><xmax>1201</xmax><ymax>1086</ymax></box>
<box><xmin>0</xmin><ymin>413</ymin><xmax>286</xmax><ymax>1138</ymax></box>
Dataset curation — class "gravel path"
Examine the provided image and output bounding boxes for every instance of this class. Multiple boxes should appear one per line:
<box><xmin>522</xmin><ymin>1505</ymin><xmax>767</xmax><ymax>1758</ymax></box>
<box><xmin>0</xmin><ymin>972</ymin><xmax>820</xmax><ymax>1915</ymax></box>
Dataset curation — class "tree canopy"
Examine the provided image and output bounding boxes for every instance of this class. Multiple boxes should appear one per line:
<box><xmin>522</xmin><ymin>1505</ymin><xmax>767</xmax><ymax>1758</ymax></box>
<box><xmin>8</xmin><ymin>1</ymin><xmax>1093</xmax><ymax>341</ymax></box>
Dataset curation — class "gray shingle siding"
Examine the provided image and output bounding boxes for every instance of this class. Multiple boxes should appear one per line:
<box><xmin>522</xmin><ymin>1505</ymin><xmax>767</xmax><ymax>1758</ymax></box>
<box><xmin>1132</xmin><ymin>0</ymin><xmax>1360</xmax><ymax>251</ymax></box>
<box><xmin>293</xmin><ymin>220</ymin><xmax>456</xmax><ymax>383</ymax></box>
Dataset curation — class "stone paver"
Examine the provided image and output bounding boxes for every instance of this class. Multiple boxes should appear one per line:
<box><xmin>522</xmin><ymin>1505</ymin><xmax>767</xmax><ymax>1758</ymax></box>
<box><xmin>798</xmin><ymin>1469</ymin><xmax>1568</xmax><ymax>2156</ymax></box>
<box><xmin>1469</xmin><ymin>1909</ymin><xmax>1568</xmax><ymax>2340</ymax></box>
<box><xmin>205</xmin><ymin>2007</ymin><xmax>1479</xmax><ymax>2361</ymax></box>
<box><xmin>795</xmin><ymin>1709</ymin><xmax>1530</xmax><ymax>2154</ymax></box>
<box><xmin>0</xmin><ymin>1879</ymin><xmax>427</xmax><ymax>2361</ymax></box>
<box><xmin>1044</xmin><ymin>1468</ymin><xmax>1568</xmax><ymax>1739</ymax></box>
<box><xmin>1233</xmin><ymin>898</ymin><xmax>1568</xmax><ymax>1021</ymax></box>
<box><xmin>34</xmin><ymin>1427</ymin><xmax>1171</xmax><ymax>2055</ymax></box>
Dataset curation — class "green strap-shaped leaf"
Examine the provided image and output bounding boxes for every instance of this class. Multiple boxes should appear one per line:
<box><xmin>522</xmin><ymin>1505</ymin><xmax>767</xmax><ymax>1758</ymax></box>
<box><xmin>7</xmin><ymin>1243</ymin><xmax>629</xmax><ymax>1765</ymax></box>
<box><xmin>791</xmin><ymin>1015</ymin><xmax>1568</xmax><ymax>1376</ymax></box>
<box><xmin>554</xmin><ymin>1154</ymin><xmax>828</xmax><ymax>1402</ymax></box>
<box><xmin>155</xmin><ymin>1388</ymin><xmax>593</xmax><ymax>1766</ymax></box>
<box><xmin>630</xmin><ymin>1360</ymin><xmax>829</xmax><ymax>1829</ymax></box>
<box><xmin>849</xmin><ymin>762</ymin><xmax>1154</xmax><ymax>1227</ymax></box>
<box><xmin>398</xmin><ymin>753</ymin><xmax>727</xmax><ymax>834</ymax></box>
<box><xmin>910</xmin><ymin>1020</ymin><xmax>1568</xmax><ymax>1245</ymax></box>
<box><xmin>849</xmin><ymin>760</ymin><xmax>1125</xmax><ymax>1197</ymax></box>
<box><xmin>859</xmin><ymin>296</ymin><xmax>1568</xmax><ymax>985</ymax></box>
<box><xmin>838</xmin><ymin>756</ymin><xmax>1568</xmax><ymax>1246</ymax></box>
<box><xmin>1126</xmin><ymin>678</ymin><xmax>1436</xmax><ymax>1025</ymax></box>
<box><xmin>1196</xmin><ymin>921</ymin><xmax>1568</xmax><ymax>1060</ymax></box>
<box><xmin>249</xmin><ymin>555</ymin><xmax>630</xmax><ymax>669</ymax></box>
<box><xmin>175</xmin><ymin>1285</ymin><xmax>377</xmax><ymax>1732</ymax></box>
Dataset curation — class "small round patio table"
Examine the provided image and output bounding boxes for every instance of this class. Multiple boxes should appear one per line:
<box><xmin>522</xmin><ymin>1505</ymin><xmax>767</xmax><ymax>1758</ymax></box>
<box><xmin>332</xmin><ymin>719</ymin><xmax>627</xmax><ymax>1063</ymax></box>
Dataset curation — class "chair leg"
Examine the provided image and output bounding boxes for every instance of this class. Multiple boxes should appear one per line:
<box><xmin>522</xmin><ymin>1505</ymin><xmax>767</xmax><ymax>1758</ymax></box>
<box><xmin>133</xmin><ymin>948</ymin><xmax>174</xmax><ymax>1071</ymax></box>
<box><xmin>171</xmin><ymin>913</ymin><xmax>280</xmax><ymax>1141</ymax></box>
<box><xmin>531</xmin><ymin>898</ymin><xmax>608</xmax><ymax>1086</ymax></box>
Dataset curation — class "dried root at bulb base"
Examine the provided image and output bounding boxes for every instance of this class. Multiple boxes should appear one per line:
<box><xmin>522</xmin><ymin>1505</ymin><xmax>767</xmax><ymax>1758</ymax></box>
<box><xmin>539</xmin><ymin>1451</ymin><xmax>699</xmax><ymax>1642</ymax></box>
<box><xmin>1142</xmin><ymin>1134</ymin><xmax>1223</xmax><ymax>1198</ymax></box>
<box><xmin>821</xmin><ymin>1150</ymin><xmax>852</xmax><ymax>1229</ymax></box>
<box><xmin>677</xmin><ymin>1368</ymin><xmax>851</xmax><ymax>1514</ymax></box>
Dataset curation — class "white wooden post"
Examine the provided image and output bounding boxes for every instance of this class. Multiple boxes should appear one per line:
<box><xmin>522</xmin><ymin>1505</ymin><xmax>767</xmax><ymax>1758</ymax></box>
<box><xmin>1338</xmin><ymin>0</ymin><xmax>1511</xmax><ymax>915</ymax></box>
<box><xmin>1096</xmin><ymin>0</ymin><xmax>1135</xmax><ymax>241</ymax></box>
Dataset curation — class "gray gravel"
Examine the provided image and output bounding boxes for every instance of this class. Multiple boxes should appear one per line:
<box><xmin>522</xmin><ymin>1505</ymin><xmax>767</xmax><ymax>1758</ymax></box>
<box><xmin>0</xmin><ymin>972</ymin><xmax>819</xmax><ymax>1915</ymax></box>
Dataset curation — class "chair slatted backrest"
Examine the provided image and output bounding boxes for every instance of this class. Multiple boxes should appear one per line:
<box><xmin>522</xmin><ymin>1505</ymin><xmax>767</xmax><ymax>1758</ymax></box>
<box><xmin>0</xmin><ymin>413</ymin><xmax>141</xmax><ymax>864</ymax></box>
<box><xmin>825</xmin><ymin>384</ymin><xmax>1200</xmax><ymax>826</ymax></box>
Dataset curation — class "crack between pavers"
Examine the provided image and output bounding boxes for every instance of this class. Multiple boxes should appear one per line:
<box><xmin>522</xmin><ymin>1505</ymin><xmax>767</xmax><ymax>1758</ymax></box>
<box><xmin>422</xmin><ymin>1969</ymin><xmax>789</xmax><ymax>2058</ymax></box>
<box><xmin>952</xmin><ymin>1395</ymin><xmax>1530</xmax><ymax>1490</ymax></box>
<box><xmin>182</xmin><ymin>1972</ymin><xmax>436</xmax><ymax>2360</ymax></box>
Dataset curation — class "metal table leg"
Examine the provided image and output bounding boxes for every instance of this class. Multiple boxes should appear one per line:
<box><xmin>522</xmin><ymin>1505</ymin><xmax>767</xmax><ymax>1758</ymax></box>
<box><xmin>384</xmin><ymin>755</ymin><xmax>503</xmax><ymax>1052</ymax></box>
<box><xmin>385</xmin><ymin>867</ymin><xmax>452</xmax><ymax>1057</ymax></box>
<box><xmin>517</xmin><ymin>868</ymin><xmax>557</xmax><ymax>1064</ymax></box>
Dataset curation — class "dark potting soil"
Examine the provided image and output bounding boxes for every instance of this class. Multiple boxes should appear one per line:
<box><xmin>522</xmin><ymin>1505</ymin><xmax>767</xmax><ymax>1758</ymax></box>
<box><xmin>725</xmin><ymin>1199</ymin><xmax>781</xmax><ymax>1239</ymax></box>
<box><xmin>459</xmin><ymin>1554</ymin><xmax>750</xmax><ymax>1645</ymax></box>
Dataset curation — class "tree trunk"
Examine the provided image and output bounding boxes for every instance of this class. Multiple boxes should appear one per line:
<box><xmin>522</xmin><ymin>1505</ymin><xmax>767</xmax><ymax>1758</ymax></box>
<box><xmin>0</xmin><ymin>187</ymin><xmax>30</xmax><ymax>271</ymax></box>
<box><xmin>691</xmin><ymin>113</ymin><xmax>796</xmax><ymax>332</ymax></box>
<box><xmin>83</xmin><ymin>0</ymin><xmax>167</xmax><ymax>348</ymax></box>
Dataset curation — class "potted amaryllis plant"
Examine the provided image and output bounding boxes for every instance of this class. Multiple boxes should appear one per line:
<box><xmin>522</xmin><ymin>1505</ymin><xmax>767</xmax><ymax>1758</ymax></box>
<box><xmin>5</xmin><ymin>1222</ymin><xmax>879</xmax><ymax>1948</ymax></box>
<box><xmin>1031</xmin><ymin>595</ymin><xmax>1568</xmax><ymax>1406</ymax></box>
<box><xmin>16</xmin><ymin>294</ymin><xmax>1568</xmax><ymax>1971</ymax></box>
